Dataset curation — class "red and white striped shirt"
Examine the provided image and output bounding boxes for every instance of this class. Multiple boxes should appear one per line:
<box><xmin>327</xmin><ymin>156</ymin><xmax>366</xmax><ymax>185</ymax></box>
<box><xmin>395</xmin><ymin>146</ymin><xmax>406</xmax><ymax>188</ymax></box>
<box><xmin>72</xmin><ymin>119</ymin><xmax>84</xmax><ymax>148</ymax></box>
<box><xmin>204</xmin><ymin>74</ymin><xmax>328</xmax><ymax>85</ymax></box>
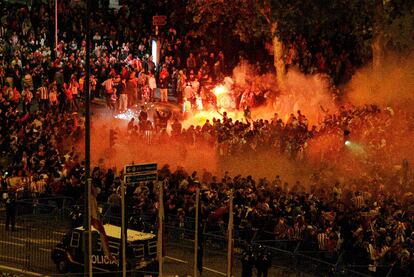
<box><xmin>317</xmin><ymin>232</ymin><xmax>328</xmax><ymax>250</ymax></box>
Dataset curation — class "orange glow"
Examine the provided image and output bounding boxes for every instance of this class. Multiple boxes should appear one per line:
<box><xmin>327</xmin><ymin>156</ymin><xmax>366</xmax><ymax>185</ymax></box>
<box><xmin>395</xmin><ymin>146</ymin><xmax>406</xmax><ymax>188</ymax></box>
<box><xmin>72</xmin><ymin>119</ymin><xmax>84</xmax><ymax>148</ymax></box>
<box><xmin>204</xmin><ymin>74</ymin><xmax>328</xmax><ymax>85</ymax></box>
<box><xmin>182</xmin><ymin>110</ymin><xmax>245</xmax><ymax>129</ymax></box>
<box><xmin>212</xmin><ymin>84</ymin><xmax>236</xmax><ymax>110</ymax></box>
<box><xmin>213</xmin><ymin>85</ymin><xmax>228</xmax><ymax>97</ymax></box>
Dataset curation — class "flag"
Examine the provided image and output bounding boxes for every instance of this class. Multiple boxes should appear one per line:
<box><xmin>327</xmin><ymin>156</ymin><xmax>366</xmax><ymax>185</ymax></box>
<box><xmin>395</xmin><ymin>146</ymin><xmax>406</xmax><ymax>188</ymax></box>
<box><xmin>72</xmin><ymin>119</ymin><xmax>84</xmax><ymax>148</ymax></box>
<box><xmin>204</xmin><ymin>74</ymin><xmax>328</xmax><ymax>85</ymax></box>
<box><xmin>90</xmin><ymin>185</ymin><xmax>115</xmax><ymax>261</ymax></box>
<box><xmin>196</xmin><ymin>190</ymin><xmax>204</xmax><ymax>274</ymax></box>
<box><xmin>207</xmin><ymin>206</ymin><xmax>227</xmax><ymax>223</ymax></box>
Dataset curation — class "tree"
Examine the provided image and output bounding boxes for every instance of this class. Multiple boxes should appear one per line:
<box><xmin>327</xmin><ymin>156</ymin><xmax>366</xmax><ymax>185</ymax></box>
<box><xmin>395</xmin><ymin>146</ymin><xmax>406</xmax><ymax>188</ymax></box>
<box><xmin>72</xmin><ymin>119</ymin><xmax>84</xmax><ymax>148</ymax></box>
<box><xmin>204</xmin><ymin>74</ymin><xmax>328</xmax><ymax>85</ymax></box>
<box><xmin>188</xmin><ymin>0</ymin><xmax>368</xmax><ymax>87</ymax></box>
<box><xmin>188</xmin><ymin>0</ymin><xmax>414</xmax><ymax>85</ymax></box>
<box><xmin>371</xmin><ymin>0</ymin><xmax>414</xmax><ymax>70</ymax></box>
<box><xmin>188</xmin><ymin>0</ymin><xmax>300</xmax><ymax>88</ymax></box>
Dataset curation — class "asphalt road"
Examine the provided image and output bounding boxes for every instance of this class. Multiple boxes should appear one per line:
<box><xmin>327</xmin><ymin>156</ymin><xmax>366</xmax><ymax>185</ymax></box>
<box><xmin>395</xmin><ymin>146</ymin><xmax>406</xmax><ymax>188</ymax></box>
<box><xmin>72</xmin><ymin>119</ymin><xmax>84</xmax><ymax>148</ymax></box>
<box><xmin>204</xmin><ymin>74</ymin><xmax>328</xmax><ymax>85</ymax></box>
<box><xmin>0</xmin><ymin>216</ymin><xmax>66</xmax><ymax>274</ymax></box>
<box><xmin>0</xmin><ymin>215</ymin><xmax>294</xmax><ymax>277</ymax></box>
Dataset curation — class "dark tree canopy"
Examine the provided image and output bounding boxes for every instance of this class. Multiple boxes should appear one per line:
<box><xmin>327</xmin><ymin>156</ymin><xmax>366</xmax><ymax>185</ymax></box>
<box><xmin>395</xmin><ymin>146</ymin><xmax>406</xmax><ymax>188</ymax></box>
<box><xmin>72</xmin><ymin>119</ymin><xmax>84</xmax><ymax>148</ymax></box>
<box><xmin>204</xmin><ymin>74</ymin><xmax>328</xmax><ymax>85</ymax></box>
<box><xmin>188</xmin><ymin>0</ymin><xmax>414</xmax><ymax>73</ymax></box>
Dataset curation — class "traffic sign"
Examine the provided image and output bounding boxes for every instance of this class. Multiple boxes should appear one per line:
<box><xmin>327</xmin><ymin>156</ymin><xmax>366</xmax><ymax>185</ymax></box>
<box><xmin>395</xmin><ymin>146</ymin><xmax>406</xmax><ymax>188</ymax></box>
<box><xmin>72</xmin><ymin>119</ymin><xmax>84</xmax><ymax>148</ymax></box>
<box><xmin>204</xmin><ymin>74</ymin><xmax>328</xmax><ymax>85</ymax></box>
<box><xmin>124</xmin><ymin>163</ymin><xmax>158</xmax><ymax>184</ymax></box>
<box><xmin>124</xmin><ymin>163</ymin><xmax>157</xmax><ymax>175</ymax></box>
<box><xmin>152</xmin><ymin>15</ymin><xmax>167</xmax><ymax>26</ymax></box>
<box><xmin>124</xmin><ymin>173</ymin><xmax>158</xmax><ymax>184</ymax></box>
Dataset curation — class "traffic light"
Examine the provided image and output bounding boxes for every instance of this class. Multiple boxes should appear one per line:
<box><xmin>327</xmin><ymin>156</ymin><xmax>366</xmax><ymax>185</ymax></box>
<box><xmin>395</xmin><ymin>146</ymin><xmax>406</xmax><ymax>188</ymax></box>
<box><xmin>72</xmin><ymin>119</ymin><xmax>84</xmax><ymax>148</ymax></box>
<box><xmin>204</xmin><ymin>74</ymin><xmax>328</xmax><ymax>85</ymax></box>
<box><xmin>109</xmin><ymin>129</ymin><xmax>118</xmax><ymax>148</ymax></box>
<box><xmin>343</xmin><ymin>129</ymin><xmax>350</xmax><ymax>141</ymax></box>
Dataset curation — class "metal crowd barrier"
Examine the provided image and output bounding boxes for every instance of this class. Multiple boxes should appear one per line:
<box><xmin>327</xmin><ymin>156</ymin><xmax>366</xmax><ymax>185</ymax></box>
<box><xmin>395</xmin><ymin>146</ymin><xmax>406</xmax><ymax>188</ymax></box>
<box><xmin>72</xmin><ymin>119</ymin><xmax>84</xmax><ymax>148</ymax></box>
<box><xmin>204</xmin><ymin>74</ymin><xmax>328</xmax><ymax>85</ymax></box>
<box><xmin>0</xmin><ymin>207</ymin><xmax>407</xmax><ymax>277</ymax></box>
<box><xmin>14</xmin><ymin>197</ymin><xmax>75</xmax><ymax>217</ymax></box>
<box><xmin>0</xmin><ymin>215</ymin><xmax>72</xmax><ymax>274</ymax></box>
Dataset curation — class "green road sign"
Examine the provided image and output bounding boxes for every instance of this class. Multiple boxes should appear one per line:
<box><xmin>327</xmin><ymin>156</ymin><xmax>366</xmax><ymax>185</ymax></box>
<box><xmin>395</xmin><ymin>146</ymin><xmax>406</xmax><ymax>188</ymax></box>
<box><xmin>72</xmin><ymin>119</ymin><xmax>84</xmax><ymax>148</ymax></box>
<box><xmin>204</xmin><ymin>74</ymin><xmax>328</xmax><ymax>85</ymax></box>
<box><xmin>124</xmin><ymin>163</ymin><xmax>157</xmax><ymax>175</ymax></box>
<box><xmin>124</xmin><ymin>173</ymin><xmax>158</xmax><ymax>184</ymax></box>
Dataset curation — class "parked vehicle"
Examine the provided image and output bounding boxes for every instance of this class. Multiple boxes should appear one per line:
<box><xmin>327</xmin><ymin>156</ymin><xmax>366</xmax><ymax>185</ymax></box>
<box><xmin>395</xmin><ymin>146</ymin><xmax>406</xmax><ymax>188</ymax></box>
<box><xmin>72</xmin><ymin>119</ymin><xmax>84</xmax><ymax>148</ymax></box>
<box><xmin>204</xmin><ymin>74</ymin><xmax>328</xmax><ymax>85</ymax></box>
<box><xmin>51</xmin><ymin>224</ymin><xmax>158</xmax><ymax>275</ymax></box>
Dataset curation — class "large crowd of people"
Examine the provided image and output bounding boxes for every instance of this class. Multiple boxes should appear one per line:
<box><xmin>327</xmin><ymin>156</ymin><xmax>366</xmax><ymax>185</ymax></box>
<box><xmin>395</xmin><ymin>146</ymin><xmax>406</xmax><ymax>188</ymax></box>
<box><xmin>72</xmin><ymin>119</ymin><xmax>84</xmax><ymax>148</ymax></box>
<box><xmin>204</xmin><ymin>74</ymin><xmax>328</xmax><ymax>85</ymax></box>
<box><xmin>131</xmin><ymin>165</ymin><xmax>414</xmax><ymax>275</ymax></box>
<box><xmin>1</xmin><ymin>1</ymin><xmax>414</xmax><ymax>276</ymax></box>
<box><xmin>0</xmin><ymin>0</ymin><xmax>231</xmax><ymax>116</ymax></box>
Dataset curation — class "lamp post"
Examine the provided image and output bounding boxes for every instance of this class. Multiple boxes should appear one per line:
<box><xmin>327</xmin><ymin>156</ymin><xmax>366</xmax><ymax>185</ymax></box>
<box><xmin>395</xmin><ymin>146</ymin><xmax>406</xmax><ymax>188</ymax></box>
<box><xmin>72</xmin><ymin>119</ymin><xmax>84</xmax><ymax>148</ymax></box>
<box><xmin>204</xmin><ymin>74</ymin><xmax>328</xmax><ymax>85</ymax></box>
<box><xmin>83</xmin><ymin>0</ymin><xmax>92</xmax><ymax>276</ymax></box>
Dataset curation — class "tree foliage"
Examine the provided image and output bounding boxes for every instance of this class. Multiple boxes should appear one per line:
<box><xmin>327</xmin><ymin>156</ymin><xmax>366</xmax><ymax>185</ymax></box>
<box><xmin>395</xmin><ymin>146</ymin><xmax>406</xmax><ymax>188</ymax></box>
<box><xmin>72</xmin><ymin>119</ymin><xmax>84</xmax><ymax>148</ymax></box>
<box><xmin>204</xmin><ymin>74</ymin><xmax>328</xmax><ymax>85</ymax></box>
<box><xmin>189</xmin><ymin>0</ymin><xmax>373</xmax><ymax>41</ymax></box>
<box><xmin>188</xmin><ymin>0</ymin><xmax>414</xmax><ymax>60</ymax></box>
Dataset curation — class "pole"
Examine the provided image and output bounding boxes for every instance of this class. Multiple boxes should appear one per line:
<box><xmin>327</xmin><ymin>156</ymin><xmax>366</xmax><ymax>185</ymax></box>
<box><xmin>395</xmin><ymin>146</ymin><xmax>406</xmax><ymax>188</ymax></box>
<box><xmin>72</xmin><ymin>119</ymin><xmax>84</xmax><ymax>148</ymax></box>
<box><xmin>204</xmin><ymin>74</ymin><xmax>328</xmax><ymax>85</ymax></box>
<box><xmin>227</xmin><ymin>189</ymin><xmax>234</xmax><ymax>277</ymax></box>
<box><xmin>157</xmin><ymin>181</ymin><xmax>164</xmax><ymax>277</ymax></box>
<box><xmin>87</xmin><ymin>178</ymin><xmax>92</xmax><ymax>276</ymax></box>
<box><xmin>194</xmin><ymin>188</ymin><xmax>200</xmax><ymax>277</ymax></box>
<box><xmin>83</xmin><ymin>0</ymin><xmax>92</xmax><ymax>275</ymax></box>
<box><xmin>121</xmin><ymin>181</ymin><xmax>126</xmax><ymax>277</ymax></box>
<box><xmin>55</xmin><ymin>0</ymin><xmax>58</xmax><ymax>55</ymax></box>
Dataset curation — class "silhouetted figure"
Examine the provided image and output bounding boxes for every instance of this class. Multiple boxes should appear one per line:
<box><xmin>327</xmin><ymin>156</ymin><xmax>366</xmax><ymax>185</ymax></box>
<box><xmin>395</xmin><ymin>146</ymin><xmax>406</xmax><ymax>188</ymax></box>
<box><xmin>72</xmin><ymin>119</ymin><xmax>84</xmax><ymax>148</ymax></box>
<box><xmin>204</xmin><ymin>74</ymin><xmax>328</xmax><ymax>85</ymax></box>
<box><xmin>255</xmin><ymin>245</ymin><xmax>272</xmax><ymax>277</ymax></box>
<box><xmin>5</xmin><ymin>190</ymin><xmax>17</xmax><ymax>231</ymax></box>
<box><xmin>241</xmin><ymin>246</ymin><xmax>255</xmax><ymax>277</ymax></box>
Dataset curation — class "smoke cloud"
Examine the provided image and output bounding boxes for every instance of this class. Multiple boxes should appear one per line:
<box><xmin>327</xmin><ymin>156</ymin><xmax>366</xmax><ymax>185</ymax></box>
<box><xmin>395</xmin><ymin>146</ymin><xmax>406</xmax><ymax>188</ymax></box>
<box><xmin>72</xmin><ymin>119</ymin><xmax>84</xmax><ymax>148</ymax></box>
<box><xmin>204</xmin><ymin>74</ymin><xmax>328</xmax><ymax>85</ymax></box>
<box><xmin>232</xmin><ymin>61</ymin><xmax>337</xmax><ymax>125</ymax></box>
<box><xmin>76</xmin><ymin>53</ymin><xmax>414</xmax><ymax>186</ymax></box>
<box><xmin>346</xmin><ymin>53</ymin><xmax>414</xmax><ymax>107</ymax></box>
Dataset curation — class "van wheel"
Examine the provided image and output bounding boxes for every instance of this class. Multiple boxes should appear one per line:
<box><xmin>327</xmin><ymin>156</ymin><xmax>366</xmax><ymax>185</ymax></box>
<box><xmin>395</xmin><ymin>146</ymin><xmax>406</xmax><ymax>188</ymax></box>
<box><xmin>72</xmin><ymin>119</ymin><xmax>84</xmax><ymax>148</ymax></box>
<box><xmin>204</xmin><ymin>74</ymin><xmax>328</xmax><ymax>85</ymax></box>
<box><xmin>57</xmin><ymin>259</ymin><xmax>68</xmax><ymax>273</ymax></box>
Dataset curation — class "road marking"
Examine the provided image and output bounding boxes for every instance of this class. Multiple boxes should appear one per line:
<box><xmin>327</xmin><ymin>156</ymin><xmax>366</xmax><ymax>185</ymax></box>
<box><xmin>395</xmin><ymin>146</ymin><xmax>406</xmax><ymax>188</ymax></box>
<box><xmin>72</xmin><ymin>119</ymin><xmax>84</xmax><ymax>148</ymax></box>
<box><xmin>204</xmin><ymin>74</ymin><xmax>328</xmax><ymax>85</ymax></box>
<box><xmin>203</xmin><ymin>267</ymin><xmax>227</xmax><ymax>276</ymax></box>
<box><xmin>165</xmin><ymin>256</ymin><xmax>188</xmax><ymax>264</ymax></box>
<box><xmin>0</xmin><ymin>265</ymin><xmax>48</xmax><ymax>276</ymax></box>
<box><xmin>12</xmin><ymin>237</ymin><xmax>60</xmax><ymax>244</ymax></box>
<box><xmin>39</xmin><ymin>247</ymin><xmax>51</xmax><ymax>252</ymax></box>
<box><xmin>165</xmin><ymin>256</ymin><xmax>226</xmax><ymax>276</ymax></box>
<box><xmin>0</xmin><ymin>223</ymin><xmax>24</xmax><ymax>229</ymax></box>
<box><xmin>0</xmin><ymin>240</ymin><xmax>24</xmax><ymax>247</ymax></box>
<box><xmin>0</xmin><ymin>255</ymin><xmax>28</xmax><ymax>263</ymax></box>
<box><xmin>0</xmin><ymin>224</ymin><xmax>38</xmax><ymax>231</ymax></box>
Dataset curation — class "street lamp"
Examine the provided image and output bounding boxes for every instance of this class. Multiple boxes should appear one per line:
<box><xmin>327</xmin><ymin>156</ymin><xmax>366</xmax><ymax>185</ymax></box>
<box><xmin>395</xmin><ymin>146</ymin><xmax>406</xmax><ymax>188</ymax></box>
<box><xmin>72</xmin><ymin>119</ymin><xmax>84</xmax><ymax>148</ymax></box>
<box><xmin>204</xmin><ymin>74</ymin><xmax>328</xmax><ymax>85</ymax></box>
<box><xmin>83</xmin><ymin>0</ymin><xmax>92</xmax><ymax>276</ymax></box>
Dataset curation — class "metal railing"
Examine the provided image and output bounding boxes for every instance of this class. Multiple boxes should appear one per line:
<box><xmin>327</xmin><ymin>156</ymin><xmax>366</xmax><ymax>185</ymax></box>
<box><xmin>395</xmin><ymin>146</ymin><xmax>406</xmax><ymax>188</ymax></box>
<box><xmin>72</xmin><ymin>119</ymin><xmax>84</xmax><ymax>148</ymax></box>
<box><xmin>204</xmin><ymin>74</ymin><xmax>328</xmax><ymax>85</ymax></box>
<box><xmin>0</xmin><ymin>207</ymin><xmax>407</xmax><ymax>277</ymax></box>
<box><xmin>15</xmin><ymin>197</ymin><xmax>76</xmax><ymax>217</ymax></box>
<box><xmin>0</xmin><ymin>216</ymin><xmax>71</xmax><ymax>274</ymax></box>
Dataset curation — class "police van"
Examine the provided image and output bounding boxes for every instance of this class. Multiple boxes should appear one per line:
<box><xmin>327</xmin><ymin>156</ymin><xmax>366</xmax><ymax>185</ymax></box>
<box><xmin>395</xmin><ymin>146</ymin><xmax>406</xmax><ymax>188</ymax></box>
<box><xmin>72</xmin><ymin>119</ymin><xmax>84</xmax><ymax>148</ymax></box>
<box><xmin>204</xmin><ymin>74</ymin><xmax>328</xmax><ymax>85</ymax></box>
<box><xmin>51</xmin><ymin>224</ymin><xmax>158</xmax><ymax>275</ymax></box>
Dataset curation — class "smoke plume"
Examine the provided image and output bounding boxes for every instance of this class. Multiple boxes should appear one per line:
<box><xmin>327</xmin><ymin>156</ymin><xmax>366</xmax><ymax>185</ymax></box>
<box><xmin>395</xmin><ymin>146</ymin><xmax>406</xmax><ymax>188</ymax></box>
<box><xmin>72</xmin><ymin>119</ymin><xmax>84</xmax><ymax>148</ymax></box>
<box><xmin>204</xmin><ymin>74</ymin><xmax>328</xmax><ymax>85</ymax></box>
<box><xmin>346</xmin><ymin>53</ymin><xmax>414</xmax><ymax>107</ymax></box>
<box><xmin>77</xmin><ymin>54</ymin><xmax>414</xmax><ymax>186</ymax></box>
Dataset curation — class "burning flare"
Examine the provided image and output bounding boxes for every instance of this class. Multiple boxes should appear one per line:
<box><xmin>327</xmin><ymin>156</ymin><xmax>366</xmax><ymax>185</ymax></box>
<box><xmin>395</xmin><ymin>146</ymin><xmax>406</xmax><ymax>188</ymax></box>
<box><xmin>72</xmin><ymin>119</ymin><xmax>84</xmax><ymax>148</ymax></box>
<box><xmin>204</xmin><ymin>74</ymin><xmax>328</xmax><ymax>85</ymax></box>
<box><xmin>213</xmin><ymin>85</ymin><xmax>228</xmax><ymax>97</ymax></box>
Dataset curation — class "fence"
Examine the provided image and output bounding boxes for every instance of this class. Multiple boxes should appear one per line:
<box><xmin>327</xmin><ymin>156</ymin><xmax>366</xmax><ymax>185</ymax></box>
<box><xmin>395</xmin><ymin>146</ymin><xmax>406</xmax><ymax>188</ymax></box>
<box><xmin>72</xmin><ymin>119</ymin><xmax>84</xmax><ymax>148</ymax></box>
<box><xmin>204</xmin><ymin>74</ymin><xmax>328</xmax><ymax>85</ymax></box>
<box><xmin>0</xmin><ymin>213</ymin><xmax>158</xmax><ymax>276</ymax></box>
<box><xmin>0</xmin><ymin>214</ymin><xmax>71</xmax><ymax>274</ymax></box>
<box><xmin>98</xmin><ymin>207</ymin><xmax>401</xmax><ymax>277</ymax></box>
<box><xmin>0</xmin><ymin>202</ymin><xmax>405</xmax><ymax>276</ymax></box>
<box><xmin>15</xmin><ymin>197</ymin><xmax>76</xmax><ymax>217</ymax></box>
